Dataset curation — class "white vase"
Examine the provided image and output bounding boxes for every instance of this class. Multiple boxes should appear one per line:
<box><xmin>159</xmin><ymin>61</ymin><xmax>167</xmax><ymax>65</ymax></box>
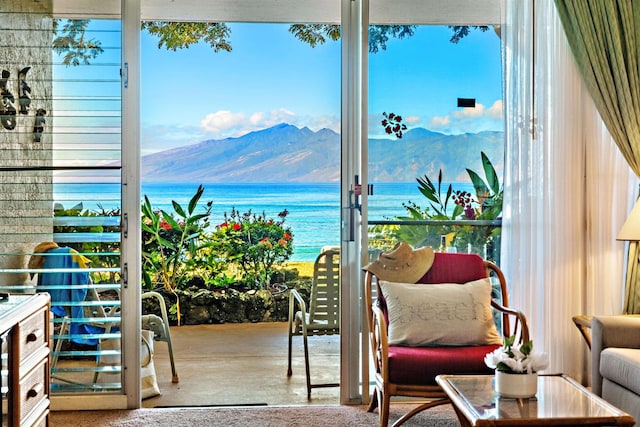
<box><xmin>494</xmin><ymin>371</ymin><xmax>538</xmax><ymax>398</ymax></box>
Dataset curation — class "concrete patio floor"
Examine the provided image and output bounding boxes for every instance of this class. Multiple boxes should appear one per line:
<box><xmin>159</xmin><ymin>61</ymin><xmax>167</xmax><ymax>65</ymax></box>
<box><xmin>142</xmin><ymin>322</ymin><xmax>341</xmax><ymax>408</ymax></box>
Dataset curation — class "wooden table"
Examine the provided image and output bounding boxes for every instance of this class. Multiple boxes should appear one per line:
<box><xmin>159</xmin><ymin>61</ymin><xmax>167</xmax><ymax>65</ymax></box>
<box><xmin>436</xmin><ymin>374</ymin><xmax>635</xmax><ymax>426</ymax></box>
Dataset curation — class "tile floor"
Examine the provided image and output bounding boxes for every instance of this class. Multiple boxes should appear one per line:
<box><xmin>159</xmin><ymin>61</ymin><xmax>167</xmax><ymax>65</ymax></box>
<box><xmin>142</xmin><ymin>322</ymin><xmax>341</xmax><ymax>408</ymax></box>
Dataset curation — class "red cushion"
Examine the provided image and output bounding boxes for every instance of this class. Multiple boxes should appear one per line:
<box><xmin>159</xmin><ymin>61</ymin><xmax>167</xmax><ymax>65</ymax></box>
<box><xmin>388</xmin><ymin>344</ymin><xmax>500</xmax><ymax>385</ymax></box>
<box><xmin>418</xmin><ymin>252</ymin><xmax>486</xmax><ymax>284</ymax></box>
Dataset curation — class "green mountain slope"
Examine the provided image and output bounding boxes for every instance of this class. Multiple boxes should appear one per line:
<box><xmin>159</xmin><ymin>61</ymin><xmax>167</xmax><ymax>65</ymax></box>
<box><xmin>141</xmin><ymin>123</ymin><xmax>504</xmax><ymax>183</ymax></box>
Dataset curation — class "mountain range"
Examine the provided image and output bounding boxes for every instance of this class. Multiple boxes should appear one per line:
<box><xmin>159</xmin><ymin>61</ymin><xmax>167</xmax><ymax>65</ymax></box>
<box><xmin>141</xmin><ymin>123</ymin><xmax>504</xmax><ymax>183</ymax></box>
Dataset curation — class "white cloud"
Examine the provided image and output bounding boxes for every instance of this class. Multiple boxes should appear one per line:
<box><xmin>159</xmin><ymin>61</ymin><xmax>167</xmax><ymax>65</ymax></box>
<box><xmin>200</xmin><ymin>110</ymin><xmax>247</xmax><ymax>134</ymax></box>
<box><xmin>199</xmin><ymin>109</ymin><xmax>340</xmax><ymax>139</ymax></box>
<box><xmin>426</xmin><ymin>98</ymin><xmax>504</xmax><ymax>134</ymax></box>
<box><xmin>486</xmin><ymin>100</ymin><xmax>503</xmax><ymax>119</ymax></box>
<box><xmin>429</xmin><ymin>115</ymin><xmax>451</xmax><ymax>129</ymax></box>
<box><xmin>405</xmin><ymin>115</ymin><xmax>421</xmax><ymax>125</ymax></box>
<box><xmin>453</xmin><ymin>103</ymin><xmax>485</xmax><ymax>119</ymax></box>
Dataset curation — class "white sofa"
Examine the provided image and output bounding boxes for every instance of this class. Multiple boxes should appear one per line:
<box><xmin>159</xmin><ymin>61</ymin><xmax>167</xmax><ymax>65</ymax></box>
<box><xmin>592</xmin><ymin>315</ymin><xmax>640</xmax><ymax>426</ymax></box>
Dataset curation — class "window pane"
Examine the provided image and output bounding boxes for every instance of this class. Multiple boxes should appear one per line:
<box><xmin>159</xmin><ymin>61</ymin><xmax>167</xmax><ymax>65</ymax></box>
<box><xmin>367</xmin><ymin>24</ymin><xmax>504</xmax><ymax>263</ymax></box>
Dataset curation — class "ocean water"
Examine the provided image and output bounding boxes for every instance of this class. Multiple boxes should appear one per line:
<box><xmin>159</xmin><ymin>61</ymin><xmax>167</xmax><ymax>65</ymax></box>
<box><xmin>54</xmin><ymin>181</ymin><xmax>473</xmax><ymax>261</ymax></box>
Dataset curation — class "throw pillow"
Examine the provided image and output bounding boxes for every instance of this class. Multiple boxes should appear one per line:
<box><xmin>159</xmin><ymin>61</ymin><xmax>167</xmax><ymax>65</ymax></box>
<box><xmin>379</xmin><ymin>278</ymin><xmax>502</xmax><ymax>346</ymax></box>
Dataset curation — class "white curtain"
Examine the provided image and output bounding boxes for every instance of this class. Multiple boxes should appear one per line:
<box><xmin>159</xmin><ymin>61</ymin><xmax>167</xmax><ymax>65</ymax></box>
<box><xmin>501</xmin><ymin>0</ymin><xmax>637</xmax><ymax>383</ymax></box>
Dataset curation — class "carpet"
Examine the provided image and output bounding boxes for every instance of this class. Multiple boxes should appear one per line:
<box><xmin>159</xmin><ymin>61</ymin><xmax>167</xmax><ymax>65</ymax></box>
<box><xmin>50</xmin><ymin>404</ymin><xmax>461</xmax><ymax>426</ymax></box>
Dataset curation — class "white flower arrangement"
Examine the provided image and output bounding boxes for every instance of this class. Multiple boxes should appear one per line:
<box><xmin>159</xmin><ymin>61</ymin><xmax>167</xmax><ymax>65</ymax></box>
<box><xmin>484</xmin><ymin>336</ymin><xmax>548</xmax><ymax>374</ymax></box>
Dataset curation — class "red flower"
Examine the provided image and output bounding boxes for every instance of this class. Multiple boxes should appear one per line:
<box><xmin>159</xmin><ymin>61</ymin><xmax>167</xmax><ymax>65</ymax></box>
<box><xmin>159</xmin><ymin>219</ymin><xmax>171</xmax><ymax>230</ymax></box>
<box><xmin>217</xmin><ymin>222</ymin><xmax>228</xmax><ymax>229</ymax></box>
<box><xmin>259</xmin><ymin>237</ymin><xmax>273</xmax><ymax>248</ymax></box>
<box><xmin>233</xmin><ymin>223</ymin><xmax>241</xmax><ymax>230</ymax></box>
<box><xmin>283</xmin><ymin>233</ymin><xmax>291</xmax><ymax>240</ymax></box>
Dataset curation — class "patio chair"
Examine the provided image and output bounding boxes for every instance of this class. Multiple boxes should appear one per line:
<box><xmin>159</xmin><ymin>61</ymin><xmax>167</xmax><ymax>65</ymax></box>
<box><xmin>142</xmin><ymin>291</ymin><xmax>179</xmax><ymax>383</ymax></box>
<box><xmin>287</xmin><ymin>248</ymin><xmax>340</xmax><ymax>398</ymax></box>
<box><xmin>31</xmin><ymin>243</ymin><xmax>178</xmax><ymax>388</ymax></box>
<box><xmin>363</xmin><ymin>243</ymin><xmax>530</xmax><ymax>427</ymax></box>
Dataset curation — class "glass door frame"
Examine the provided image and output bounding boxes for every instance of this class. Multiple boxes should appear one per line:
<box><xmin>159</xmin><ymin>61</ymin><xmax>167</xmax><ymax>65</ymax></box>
<box><xmin>121</xmin><ymin>0</ymin><xmax>142</xmax><ymax>409</ymax></box>
<box><xmin>48</xmin><ymin>0</ymin><xmax>141</xmax><ymax>410</ymax></box>
<box><xmin>358</xmin><ymin>0</ymin><xmax>503</xmax><ymax>405</ymax></box>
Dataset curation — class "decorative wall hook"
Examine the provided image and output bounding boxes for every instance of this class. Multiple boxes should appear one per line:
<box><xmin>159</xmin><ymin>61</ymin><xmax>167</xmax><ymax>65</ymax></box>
<box><xmin>33</xmin><ymin>108</ymin><xmax>46</xmax><ymax>142</ymax></box>
<box><xmin>0</xmin><ymin>70</ymin><xmax>16</xmax><ymax>130</ymax></box>
<box><xmin>18</xmin><ymin>67</ymin><xmax>31</xmax><ymax>115</ymax></box>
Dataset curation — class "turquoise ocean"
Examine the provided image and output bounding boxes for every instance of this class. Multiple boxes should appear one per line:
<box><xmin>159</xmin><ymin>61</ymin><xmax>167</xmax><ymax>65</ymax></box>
<box><xmin>55</xmin><ymin>182</ymin><xmax>473</xmax><ymax>262</ymax></box>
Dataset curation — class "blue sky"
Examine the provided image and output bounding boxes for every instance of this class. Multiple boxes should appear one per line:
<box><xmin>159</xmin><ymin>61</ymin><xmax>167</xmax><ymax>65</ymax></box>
<box><xmin>140</xmin><ymin>23</ymin><xmax>503</xmax><ymax>154</ymax></box>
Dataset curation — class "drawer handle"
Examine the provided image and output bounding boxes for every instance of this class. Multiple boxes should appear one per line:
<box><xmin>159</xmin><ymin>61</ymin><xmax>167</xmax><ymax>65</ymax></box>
<box><xmin>27</xmin><ymin>383</ymin><xmax>43</xmax><ymax>399</ymax></box>
<box><xmin>27</xmin><ymin>328</ymin><xmax>44</xmax><ymax>342</ymax></box>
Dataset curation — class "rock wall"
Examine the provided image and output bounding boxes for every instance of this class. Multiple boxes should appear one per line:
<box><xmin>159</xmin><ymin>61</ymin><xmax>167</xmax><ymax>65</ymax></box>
<box><xmin>143</xmin><ymin>284</ymin><xmax>311</xmax><ymax>326</ymax></box>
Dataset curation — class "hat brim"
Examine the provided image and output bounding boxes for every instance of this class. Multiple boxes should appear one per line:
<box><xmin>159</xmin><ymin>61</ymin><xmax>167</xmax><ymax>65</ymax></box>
<box><xmin>363</xmin><ymin>243</ymin><xmax>435</xmax><ymax>283</ymax></box>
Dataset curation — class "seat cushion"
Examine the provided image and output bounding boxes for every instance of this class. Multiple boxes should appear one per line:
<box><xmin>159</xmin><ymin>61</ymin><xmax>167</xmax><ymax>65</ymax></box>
<box><xmin>388</xmin><ymin>344</ymin><xmax>500</xmax><ymax>385</ymax></box>
<box><xmin>600</xmin><ymin>348</ymin><xmax>640</xmax><ymax>396</ymax></box>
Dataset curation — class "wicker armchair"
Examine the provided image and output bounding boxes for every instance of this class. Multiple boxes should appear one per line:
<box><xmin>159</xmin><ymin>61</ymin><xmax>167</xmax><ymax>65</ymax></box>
<box><xmin>364</xmin><ymin>250</ymin><xmax>529</xmax><ymax>427</ymax></box>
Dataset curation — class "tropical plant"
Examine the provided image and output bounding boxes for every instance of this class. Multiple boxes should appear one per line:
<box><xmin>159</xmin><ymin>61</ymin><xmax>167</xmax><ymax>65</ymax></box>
<box><xmin>141</xmin><ymin>184</ymin><xmax>213</xmax><ymax>325</ymax></box>
<box><xmin>212</xmin><ymin>208</ymin><xmax>293</xmax><ymax>290</ymax></box>
<box><xmin>53</xmin><ymin>203</ymin><xmax>121</xmax><ymax>283</ymax></box>
<box><xmin>369</xmin><ymin>151</ymin><xmax>503</xmax><ymax>260</ymax></box>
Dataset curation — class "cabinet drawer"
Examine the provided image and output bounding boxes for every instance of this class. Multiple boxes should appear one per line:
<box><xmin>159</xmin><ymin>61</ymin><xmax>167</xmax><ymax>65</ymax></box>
<box><xmin>17</xmin><ymin>358</ymin><xmax>48</xmax><ymax>424</ymax></box>
<box><xmin>17</xmin><ymin>308</ymin><xmax>47</xmax><ymax>366</ymax></box>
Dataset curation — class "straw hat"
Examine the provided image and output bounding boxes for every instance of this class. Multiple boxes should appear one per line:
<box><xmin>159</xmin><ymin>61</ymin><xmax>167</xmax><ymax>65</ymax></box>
<box><xmin>363</xmin><ymin>242</ymin><xmax>435</xmax><ymax>283</ymax></box>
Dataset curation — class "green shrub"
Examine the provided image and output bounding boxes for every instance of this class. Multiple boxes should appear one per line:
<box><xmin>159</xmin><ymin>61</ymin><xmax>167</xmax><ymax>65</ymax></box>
<box><xmin>211</xmin><ymin>208</ymin><xmax>294</xmax><ymax>290</ymax></box>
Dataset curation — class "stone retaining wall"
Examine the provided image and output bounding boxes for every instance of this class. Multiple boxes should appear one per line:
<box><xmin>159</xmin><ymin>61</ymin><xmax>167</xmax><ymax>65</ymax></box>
<box><xmin>143</xmin><ymin>283</ymin><xmax>311</xmax><ymax>325</ymax></box>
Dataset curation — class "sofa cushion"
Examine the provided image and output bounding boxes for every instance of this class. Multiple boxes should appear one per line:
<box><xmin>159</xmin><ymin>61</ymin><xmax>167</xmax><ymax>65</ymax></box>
<box><xmin>388</xmin><ymin>344</ymin><xmax>500</xmax><ymax>385</ymax></box>
<box><xmin>600</xmin><ymin>348</ymin><xmax>640</xmax><ymax>396</ymax></box>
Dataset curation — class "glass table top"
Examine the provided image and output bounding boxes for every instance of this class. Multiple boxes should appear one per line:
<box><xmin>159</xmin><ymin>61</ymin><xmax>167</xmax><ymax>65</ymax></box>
<box><xmin>437</xmin><ymin>374</ymin><xmax>635</xmax><ymax>426</ymax></box>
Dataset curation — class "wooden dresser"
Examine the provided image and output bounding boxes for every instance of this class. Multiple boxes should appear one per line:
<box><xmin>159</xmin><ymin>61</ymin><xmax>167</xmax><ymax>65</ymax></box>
<box><xmin>0</xmin><ymin>294</ymin><xmax>50</xmax><ymax>427</ymax></box>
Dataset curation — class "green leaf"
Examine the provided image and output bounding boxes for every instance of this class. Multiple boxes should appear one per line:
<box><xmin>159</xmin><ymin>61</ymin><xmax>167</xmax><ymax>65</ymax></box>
<box><xmin>444</xmin><ymin>183</ymin><xmax>453</xmax><ymax>213</ymax></box>
<box><xmin>188</xmin><ymin>185</ymin><xmax>205</xmax><ymax>214</ymax></box>
<box><xmin>186</xmin><ymin>213</ymin><xmax>209</xmax><ymax>224</ymax></box>
<box><xmin>496</xmin><ymin>361</ymin><xmax>512</xmax><ymax>372</ymax></box>
<box><xmin>521</xmin><ymin>340</ymin><xmax>534</xmax><ymax>356</ymax></box>
<box><xmin>141</xmin><ymin>195</ymin><xmax>154</xmax><ymax>217</ymax></box>
<box><xmin>158</xmin><ymin>237</ymin><xmax>176</xmax><ymax>250</ymax></box>
<box><xmin>417</xmin><ymin>175</ymin><xmax>439</xmax><ymax>204</ymax></box>
<box><xmin>140</xmin><ymin>222</ymin><xmax>154</xmax><ymax>233</ymax></box>
<box><xmin>451</xmin><ymin>204</ymin><xmax>463</xmax><ymax>219</ymax></box>
<box><xmin>142</xmin><ymin>272</ymin><xmax>153</xmax><ymax>290</ymax></box>
<box><xmin>172</xmin><ymin>201</ymin><xmax>187</xmax><ymax>218</ymax></box>
<box><xmin>466</xmin><ymin>169</ymin><xmax>490</xmax><ymax>199</ymax></box>
<box><xmin>481</xmin><ymin>151</ymin><xmax>501</xmax><ymax>195</ymax></box>
<box><xmin>504</xmin><ymin>335</ymin><xmax>515</xmax><ymax>347</ymax></box>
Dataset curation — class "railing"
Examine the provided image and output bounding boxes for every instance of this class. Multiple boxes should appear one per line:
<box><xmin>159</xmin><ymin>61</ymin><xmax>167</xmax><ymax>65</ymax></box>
<box><xmin>367</xmin><ymin>218</ymin><xmax>502</xmax><ymax>264</ymax></box>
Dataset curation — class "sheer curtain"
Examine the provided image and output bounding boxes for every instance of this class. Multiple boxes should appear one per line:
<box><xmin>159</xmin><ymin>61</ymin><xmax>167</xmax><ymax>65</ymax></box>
<box><xmin>502</xmin><ymin>0</ymin><xmax>636</xmax><ymax>382</ymax></box>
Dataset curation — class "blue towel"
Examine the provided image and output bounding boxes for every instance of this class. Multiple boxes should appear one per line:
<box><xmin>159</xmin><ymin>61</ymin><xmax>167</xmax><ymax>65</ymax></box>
<box><xmin>37</xmin><ymin>247</ymin><xmax>103</xmax><ymax>345</ymax></box>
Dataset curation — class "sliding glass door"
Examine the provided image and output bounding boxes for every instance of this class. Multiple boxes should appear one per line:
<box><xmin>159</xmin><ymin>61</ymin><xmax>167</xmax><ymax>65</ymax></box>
<box><xmin>0</xmin><ymin>0</ymin><xmax>140</xmax><ymax>409</ymax></box>
<box><xmin>359</xmin><ymin>0</ymin><xmax>504</xmax><ymax>401</ymax></box>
